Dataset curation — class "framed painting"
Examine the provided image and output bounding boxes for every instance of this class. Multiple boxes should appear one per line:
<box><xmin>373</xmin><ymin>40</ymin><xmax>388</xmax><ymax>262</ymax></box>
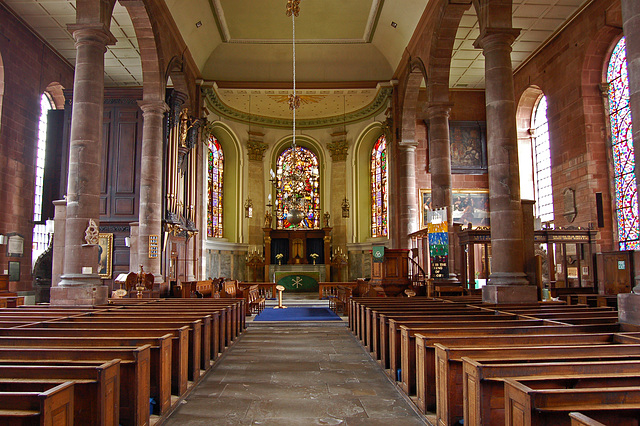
<box><xmin>447</xmin><ymin>121</ymin><xmax>487</xmax><ymax>173</ymax></box>
<box><xmin>420</xmin><ymin>189</ymin><xmax>490</xmax><ymax>228</ymax></box>
<box><xmin>98</xmin><ymin>233</ymin><xmax>113</xmax><ymax>279</ymax></box>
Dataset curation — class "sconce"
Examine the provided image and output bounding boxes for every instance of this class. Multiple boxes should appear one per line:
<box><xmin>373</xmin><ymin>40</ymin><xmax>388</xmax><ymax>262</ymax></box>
<box><xmin>341</xmin><ymin>198</ymin><xmax>350</xmax><ymax>218</ymax></box>
<box><xmin>244</xmin><ymin>198</ymin><xmax>253</xmax><ymax>218</ymax></box>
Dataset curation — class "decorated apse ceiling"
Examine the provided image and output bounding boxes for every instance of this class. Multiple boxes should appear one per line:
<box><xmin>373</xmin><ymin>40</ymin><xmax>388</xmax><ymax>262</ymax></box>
<box><xmin>202</xmin><ymin>84</ymin><xmax>393</xmax><ymax>129</ymax></box>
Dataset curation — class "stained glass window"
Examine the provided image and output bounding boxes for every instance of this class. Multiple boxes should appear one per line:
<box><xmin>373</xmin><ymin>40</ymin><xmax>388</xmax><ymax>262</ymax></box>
<box><xmin>608</xmin><ymin>37</ymin><xmax>639</xmax><ymax>250</ymax></box>
<box><xmin>371</xmin><ymin>134</ymin><xmax>388</xmax><ymax>237</ymax></box>
<box><xmin>207</xmin><ymin>136</ymin><xmax>224</xmax><ymax>238</ymax></box>
<box><xmin>32</xmin><ymin>93</ymin><xmax>53</xmax><ymax>264</ymax></box>
<box><xmin>532</xmin><ymin>95</ymin><xmax>554</xmax><ymax>223</ymax></box>
<box><xmin>275</xmin><ymin>146</ymin><xmax>320</xmax><ymax>229</ymax></box>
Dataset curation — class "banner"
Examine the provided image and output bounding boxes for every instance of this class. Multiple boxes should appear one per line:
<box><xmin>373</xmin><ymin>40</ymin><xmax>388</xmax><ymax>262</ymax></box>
<box><xmin>427</xmin><ymin>208</ymin><xmax>449</xmax><ymax>279</ymax></box>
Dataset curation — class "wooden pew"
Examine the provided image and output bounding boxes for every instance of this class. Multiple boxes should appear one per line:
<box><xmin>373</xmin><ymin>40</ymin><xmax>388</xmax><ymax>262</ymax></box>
<box><xmin>396</xmin><ymin>320</ymin><xmax>618</xmax><ymax>395</ymax></box>
<box><xmin>412</xmin><ymin>327</ymin><xmax>624</xmax><ymax>414</ymax></box>
<box><xmin>436</xmin><ymin>343</ymin><xmax>640</xmax><ymax>426</ymax></box>
<box><xmin>463</xmin><ymin>358</ymin><xmax>640</xmax><ymax>426</ymax></box>
<box><xmin>569</xmin><ymin>412</ymin><xmax>607</xmax><ymax>426</ymax></box>
<box><xmin>0</xmin><ymin>335</ymin><xmax>170</xmax><ymax>417</ymax></box>
<box><xmin>0</xmin><ymin>361</ymin><xmax>120</xmax><ymax>425</ymax></box>
<box><xmin>504</xmin><ymin>376</ymin><xmax>640</xmax><ymax>426</ymax></box>
<box><xmin>34</xmin><ymin>319</ymin><xmax>201</xmax><ymax>387</ymax></box>
<box><xmin>0</xmin><ymin>381</ymin><xmax>74</xmax><ymax>425</ymax></box>
<box><xmin>0</xmin><ymin>346</ymin><xmax>150</xmax><ymax>426</ymax></box>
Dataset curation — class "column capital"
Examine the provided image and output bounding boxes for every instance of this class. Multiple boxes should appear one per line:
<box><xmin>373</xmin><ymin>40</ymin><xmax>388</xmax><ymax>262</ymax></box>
<box><xmin>67</xmin><ymin>23</ymin><xmax>116</xmax><ymax>48</ymax></box>
<box><xmin>473</xmin><ymin>27</ymin><xmax>521</xmax><ymax>51</ymax></box>
<box><xmin>427</xmin><ymin>103</ymin><xmax>454</xmax><ymax>120</ymax></box>
<box><xmin>138</xmin><ymin>100</ymin><xmax>169</xmax><ymax>115</ymax></box>
<box><xmin>398</xmin><ymin>140</ymin><xmax>418</xmax><ymax>149</ymax></box>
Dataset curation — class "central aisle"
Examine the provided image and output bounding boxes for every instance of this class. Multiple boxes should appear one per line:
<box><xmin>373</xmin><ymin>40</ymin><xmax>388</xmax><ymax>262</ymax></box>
<box><xmin>164</xmin><ymin>323</ymin><xmax>428</xmax><ymax>425</ymax></box>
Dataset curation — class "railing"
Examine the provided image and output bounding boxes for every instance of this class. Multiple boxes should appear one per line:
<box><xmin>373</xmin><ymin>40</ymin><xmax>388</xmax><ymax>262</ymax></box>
<box><xmin>318</xmin><ymin>282</ymin><xmax>357</xmax><ymax>300</ymax></box>
<box><xmin>238</xmin><ymin>282</ymin><xmax>276</xmax><ymax>299</ymax></box>
<box><xmin>408</xmin><ymin>255</ymin><xmax>428</xmax><ymax>294</ymax></box>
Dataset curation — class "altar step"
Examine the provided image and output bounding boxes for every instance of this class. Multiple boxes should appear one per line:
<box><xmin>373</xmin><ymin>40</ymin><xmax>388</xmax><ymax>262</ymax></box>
<box><xmin>265</xmin><ymin>292</ymin><xmax>329</xmax><ymax>308</ymax></box>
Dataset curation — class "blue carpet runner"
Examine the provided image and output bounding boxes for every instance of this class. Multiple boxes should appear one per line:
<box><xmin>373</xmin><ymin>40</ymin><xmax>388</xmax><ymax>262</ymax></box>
<box><xmin>253</xmin><ymin>307</ymin><xmax>341</xmax><ymax>321</ymax></box>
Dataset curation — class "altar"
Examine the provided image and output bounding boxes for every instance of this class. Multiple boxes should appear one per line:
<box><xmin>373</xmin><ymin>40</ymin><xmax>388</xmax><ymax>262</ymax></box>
<box><xmin>271</xmin><ymin>265</ymin><xmax>326</xmax><ymax>292</ymax></box>
<box><xmin>263</xmin><ymin>226</ymin><xmax>332</xmax><ymax>288</ymax></box>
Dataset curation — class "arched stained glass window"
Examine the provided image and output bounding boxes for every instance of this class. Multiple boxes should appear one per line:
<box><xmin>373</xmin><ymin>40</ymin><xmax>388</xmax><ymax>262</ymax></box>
<box><xmin>608</xmin><ymin>37</ymin><xmax>639</xmax><ymax>250</ymax></box>
<box><xmin>275</xmin><ymin>146</ymin><xmax>320</xmax><ymax>229</ymax></box>
<box><xmin>371</xmin><ymin>134</ymin><xmax>388</xmax><ymax>237</ymax></box>
<box><xmin>32</xmin><ymin>93</ymin><xmax>53</xmax><ymax>264</ymax></box>
<box><xmin>532</xmin><ymin>95</ymin><xmax>554</xmax><ymax>223</ymax></box>
<box><xmin>207</xmin><ymin>136</ymin><xmax>224</xmax><ymax>238</ymax></box>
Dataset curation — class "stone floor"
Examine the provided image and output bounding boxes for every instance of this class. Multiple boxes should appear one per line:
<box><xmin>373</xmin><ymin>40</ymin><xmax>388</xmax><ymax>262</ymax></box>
<box><xmin>163</xmin><ymin>322</ymin><xmax>428</xmax><ymax>425</ymax></box>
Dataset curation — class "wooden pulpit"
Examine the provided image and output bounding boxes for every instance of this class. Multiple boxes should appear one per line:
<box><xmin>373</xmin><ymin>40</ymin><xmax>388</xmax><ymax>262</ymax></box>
<box><xmin>370</xmin><ymin>249</ymin><xmax>411</xmax><ymax>297</ymax></box>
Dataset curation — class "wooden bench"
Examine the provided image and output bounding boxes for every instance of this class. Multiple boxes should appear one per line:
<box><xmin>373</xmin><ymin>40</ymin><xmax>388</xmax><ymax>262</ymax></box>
<box><xmin>405</xmin><ymin>323</ymin><xmax>622</xmax><ymax>411</ymax></box>
<box><xmin>569</xmin><ymin>412</ymin><xmax>607</xmax><ymax>426</ymax></box>
<box><xmin>414</xmin><ymin>332</ymin><xmax>633</xmax><ymax>414</ymax></box>
<box><xmin>435</xmin><ymin>343</ymin><xmax>640</xmax><ymax>425</ymax></box>
<box><xmin>463</xmin><ymin>357</ymin><xmax>640</xmax><ymax>426</ymax></box>
<box><xmin>0</xmin><ymin>346</ymin><xmax>151</xmax><ymax>426</ymax></box>
<box><xmin>0</xmin><ymin>381</ymin><xmax>74</xmax><ymax>425</ymax></box>
<box><xmin>504</xmin><ymin>375</ymin><xmax>640</xmax><ymax>426</ymax></box>
<box><xmin>220</xmin><ymin>280</ymin><xmax>238</xmax><ymax>298</ymax></box>
<box><xmin>0</xmin><ymin>360</ymin><xmax>120</xmax><ymax>425</ymax></box>
<box><xmin>244</xmin><ymin>285</ymin><xmax>265</xmax><ymax>315</ymax></box>
<box><xmin>0</xmin><ymin>334</ymin><xmax>171</xmax><ymax>417</ymax></box>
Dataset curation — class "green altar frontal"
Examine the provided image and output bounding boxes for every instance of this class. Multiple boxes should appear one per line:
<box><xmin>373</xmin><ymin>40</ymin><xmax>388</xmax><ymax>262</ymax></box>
<box><xmin>274</xmin><ymin>271</ymin><xmax>320</xmax><ymax>292</ymax></box>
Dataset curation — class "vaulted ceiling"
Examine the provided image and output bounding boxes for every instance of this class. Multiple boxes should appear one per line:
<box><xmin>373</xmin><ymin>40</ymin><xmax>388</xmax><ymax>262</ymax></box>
<box><xmin>3</xmin><ymin>0</ymin><xmax>591</xmax><ymax>118</ymax></box>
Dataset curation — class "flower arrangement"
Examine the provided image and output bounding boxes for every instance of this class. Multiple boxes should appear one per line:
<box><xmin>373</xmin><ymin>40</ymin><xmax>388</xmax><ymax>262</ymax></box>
<box><xmin>310</xmin><ymin>253</ymin><xmax>319</xmax><ymax>265</ymax></box>
<box><xmin>276</xmin><ymin>253</ymin><xmax>284</xmax><ymax>265</ymax></box>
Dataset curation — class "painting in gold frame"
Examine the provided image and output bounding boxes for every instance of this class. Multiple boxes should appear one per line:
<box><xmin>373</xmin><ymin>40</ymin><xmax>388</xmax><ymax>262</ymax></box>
<box><xmin>98</xmin><ymin>233</ymin><xmax>113</xmax><ymax>279</ymax></box>
<box><xmin>420</xmin><ymin>189</ymin><xmax>490</xmax><ymax>229</ymax></box>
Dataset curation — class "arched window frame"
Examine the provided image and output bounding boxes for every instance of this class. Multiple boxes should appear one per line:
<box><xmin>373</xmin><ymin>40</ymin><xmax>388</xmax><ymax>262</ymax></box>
<box><xmin>32</xmin><ymin>92</ymin><xmax>54</xmax><ymax>264</ymax></box>
<box><xmin>531</xmin><ymin>95</ymin><xmax>554</xmax><ymax>223</ymax></box>
<box><xmin>370</xmin><ymin>134</ymin><xmax>388</xmax><ymax>238</ymax></box>
<box><xmin>207</xmin><ymin>135</ymin><xmax>224</xmax><ymax>238</ymax></box>
<box><xmin>275</xmin><ymin>146</ymin><xmax>320</xmax><ymax>229</ymax></box>
<box><xmin>607</xmin><ymin>36</ymin><xmax>639</xmax><ymax>250</ymax></box>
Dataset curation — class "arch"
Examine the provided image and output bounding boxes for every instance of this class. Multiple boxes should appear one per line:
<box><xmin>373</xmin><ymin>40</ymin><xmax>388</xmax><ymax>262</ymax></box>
<box><xmin>516</xmin><ymin>86</ymin><xmax>543</xmax><ymax>202</ymax></box>
<box><xmin>352</xmin><ymin>122</ymin><xmax>387</xmax><ymax>242</ymax></box>
<box><xmin>370</xmin><ymin>134</ymin><xmax>388</xmax><ymax>238</ymax></box>
<box><xmin>204</xmin><ymin>121</ymin><xmax>243</xmax><ymax>243</ymax></box>
<box><xmin>119</xmin><ymin>0</ymin><xmax>165</xmax><ymax>102</ymax></box>
<box><xmin>606</xmin><ymin>36</ymin><xmax>638</xmax><ymax>250</ymax></box>
<box><xmin>269</xmin><ymin>135</ymin><xmax>326</xmax><ymax>229</ymax></box>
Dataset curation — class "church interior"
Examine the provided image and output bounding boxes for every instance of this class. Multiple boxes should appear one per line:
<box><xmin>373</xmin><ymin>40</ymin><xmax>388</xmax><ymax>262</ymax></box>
<box><xmin>1</xmin><ymin>0</ymin><xmax>640</xmax><ymax>424</ymax></box>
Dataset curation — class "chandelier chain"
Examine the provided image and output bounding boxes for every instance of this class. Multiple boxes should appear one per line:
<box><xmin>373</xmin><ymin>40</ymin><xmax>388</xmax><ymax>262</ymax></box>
<box><xmin>292</xmin><ymin>10</ymin><xmax>296</xmax><ymax>148</ymax></box>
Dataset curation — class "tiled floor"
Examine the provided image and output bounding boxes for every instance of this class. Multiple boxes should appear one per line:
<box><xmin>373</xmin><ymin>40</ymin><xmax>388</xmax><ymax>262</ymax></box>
<box><xmin>164</xmin><ymin>322</ymin><xmax>428</xmax><ymax>425</ymax></box>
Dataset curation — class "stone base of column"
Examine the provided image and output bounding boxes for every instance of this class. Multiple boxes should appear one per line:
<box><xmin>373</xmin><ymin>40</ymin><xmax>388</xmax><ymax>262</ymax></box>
<box><xmin>50</xmin><ymin>274</ymin><xmax>108</xmax><ymax>306</ymax></box>
<box><xmin>482</xmin><ymin>284</ymin><xmax>538</xmax><ymax>304</ymax></box>
<box><xmin>488</xmin><ymin>272</ymin><xmax>530</xmax><ymax>286</ymax></box>
<box><xmin>617</xmin><ymin>293</ymin><xmax>640</xmax><ymax>325</ymax></box>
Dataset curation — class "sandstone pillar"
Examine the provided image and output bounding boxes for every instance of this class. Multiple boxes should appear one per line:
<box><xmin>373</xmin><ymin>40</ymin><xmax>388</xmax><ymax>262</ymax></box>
<box><xmin>51</xmin><ymin>25</ymin><xmax>115</xmax><ymax>306</ymax></box>
<box><xmin>328</xmin><ymin>131</ymin><xmax>349</xmax><ymax>251</ymax></box>
<box><xmin>428</xmin><ymin>103</ymin><xmax>457</xmax><ymax>281</ymax></box>
<box><xmin>51</xmin><ymin>200</ymin><xmax>67</xmax><ymax>287</ymax></box>
<box><xmin>475</xmin><ymin>28</ymin><xmax>536</xmax><ymax>302</ymax></box>
<box><xmin>618</xmin><ymin>0</ymin><xmax>640</xmax><ymax>320</ymax></box>
<box><xmin>137</xmin><ymin>100</ymin><xmax>168</xmax><ymax>281</ymax></box>
<box><xmin>398</xmin><ymin>142</ymin><xmax>418</xmax><ymax>249</ymax></box>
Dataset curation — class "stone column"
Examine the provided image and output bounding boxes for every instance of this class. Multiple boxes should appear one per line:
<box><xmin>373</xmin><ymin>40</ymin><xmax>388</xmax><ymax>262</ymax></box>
<box><xmin>474</xmin><ymin>28</ymin><xmax>536</xmax><ymax>303</ymax></box>
<box><xmin>398</xmin><ymin>142</ymin><xmax>419</xmax><ymax>249</ymax></box>
<box><xmin>137</xmin><ymin>100</ymin><xmax>168</xmax><ymax>281</ymax></box>
<box><xmin>51</xmin><ymin>25</ymin><xmax>114</xmax><ymax>306</ymax></box>
<box><xmin>618</xmin><ymin>0</ymin><xmax>640</xmax><ymax>321</ymax></box>
<box><xmin>51</xmin><ymin>200</ymin><xmax>67</xmax><ymax>287</ymax></box>
<box><xmin>428</xmin><ymin>103</ymin><xmax>457</xmax><ymax>281</ymax></box>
